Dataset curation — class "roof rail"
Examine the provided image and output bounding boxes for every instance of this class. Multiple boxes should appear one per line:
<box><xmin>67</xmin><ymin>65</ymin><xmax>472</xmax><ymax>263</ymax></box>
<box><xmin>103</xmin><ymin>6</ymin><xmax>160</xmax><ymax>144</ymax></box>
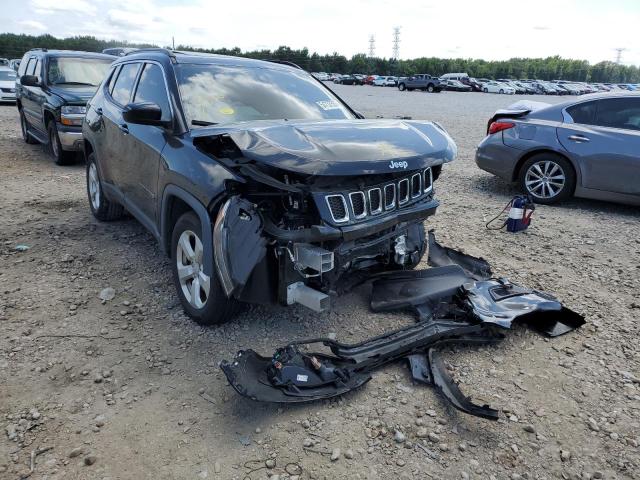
<box><xmin>124</xmin><ymin>48</ymin><xmax>175</xmax><ymax>58</ymax></box>
<box><xmin>267</xmin><ymin>59</ymin><xmax>303</xmax><ymax>70</ymax></box>
<box><xmin>28</xmin><ymin>48</ymin><xmax>48</xmax><ymax>52</ymax></box>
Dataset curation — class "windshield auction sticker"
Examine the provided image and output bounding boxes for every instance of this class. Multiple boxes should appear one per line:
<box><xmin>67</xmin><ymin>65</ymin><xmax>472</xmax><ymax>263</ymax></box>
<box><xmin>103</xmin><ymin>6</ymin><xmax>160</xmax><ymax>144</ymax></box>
<box><xmin>316</xmin><ymin>100</ymin><xmax>342</xmax><ymax>111</ymax></box>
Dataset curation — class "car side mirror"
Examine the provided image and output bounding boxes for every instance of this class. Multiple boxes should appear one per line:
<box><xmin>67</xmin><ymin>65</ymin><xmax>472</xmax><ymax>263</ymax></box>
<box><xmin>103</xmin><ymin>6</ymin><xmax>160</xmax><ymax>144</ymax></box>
<box><xmin>122</xmin><ymin>102</ymin><xmax>167</xmax><ymax>126</ymax></box>
<box><xmin>21</xmin><ymin>75</ymin><xmax>40</xmax><ymax>87</ymax></box>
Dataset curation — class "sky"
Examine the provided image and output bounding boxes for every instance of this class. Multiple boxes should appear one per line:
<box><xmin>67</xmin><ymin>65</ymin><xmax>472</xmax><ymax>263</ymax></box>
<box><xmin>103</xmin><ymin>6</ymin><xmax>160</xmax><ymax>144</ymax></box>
<box><xmin>2</xmin><ymin>0</ymin><xmax>639</xmax><ymax>66</ymax></box>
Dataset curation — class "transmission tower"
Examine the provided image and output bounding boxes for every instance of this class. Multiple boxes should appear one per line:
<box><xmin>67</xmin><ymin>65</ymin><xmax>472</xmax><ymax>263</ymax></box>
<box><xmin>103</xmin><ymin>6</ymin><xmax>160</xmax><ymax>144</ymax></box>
<box><xmin>614</xmin><ymin>48</ymin><xmax>626</xmax><ymax>64</ymax></box>
<box><xmin>392</xmin><ymin>27</ymin><xmax>401</xmax><ymax>60</ymax></box>
<box><xmin>368</xmin><ymin>35</ymin><xmax>376</xmax><ymax>57</ymax></box>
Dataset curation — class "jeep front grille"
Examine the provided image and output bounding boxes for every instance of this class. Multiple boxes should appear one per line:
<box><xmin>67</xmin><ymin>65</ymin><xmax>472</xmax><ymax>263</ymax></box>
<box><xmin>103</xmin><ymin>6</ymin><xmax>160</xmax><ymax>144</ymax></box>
<box><xmin>324</xmin><ymin>168</ymin><xmax>434</xmax><ymax>224</ymax></box>
<box><xmin>325</xmin><ymin>194</ymin><xmax>349</xmax><ymax>223</ymax></box>
<box><xmin>349</xmin><ymin>192</ymin><xmax>366</xmax><ymax>219</ymax></box>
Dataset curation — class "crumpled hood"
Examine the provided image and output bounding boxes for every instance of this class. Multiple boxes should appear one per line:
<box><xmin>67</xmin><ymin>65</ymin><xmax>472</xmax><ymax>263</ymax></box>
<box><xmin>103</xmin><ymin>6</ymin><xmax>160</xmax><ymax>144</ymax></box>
<box><xmin>48</xmin><ymin>85</ymin><xmax>97</xmax><ymax>104</ymax></box>
<box><xmin>191</xmin><ymin>119</ymin><xmax>457</xmax><ymax>175</ymax></box>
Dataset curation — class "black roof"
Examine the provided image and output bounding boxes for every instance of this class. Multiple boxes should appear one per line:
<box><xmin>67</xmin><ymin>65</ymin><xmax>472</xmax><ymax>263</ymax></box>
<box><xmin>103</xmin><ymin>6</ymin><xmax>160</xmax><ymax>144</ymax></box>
<box><xmin>26</xmin><ymin>49</ymin><xmax>116</xmax><ymax>60</ymax></box>
<box><xmin>119</xmin><ymin>48</ymin><xmax>300</xmax><ymax>71</ymax></box>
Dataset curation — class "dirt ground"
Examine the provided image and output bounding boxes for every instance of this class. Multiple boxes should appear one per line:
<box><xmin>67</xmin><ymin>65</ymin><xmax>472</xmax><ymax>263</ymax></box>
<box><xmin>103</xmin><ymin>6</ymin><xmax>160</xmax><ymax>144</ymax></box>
<box><xmin>1</xmin><ymin>88</ymin><xmax>639</xmax><ymax>480</ymax></box>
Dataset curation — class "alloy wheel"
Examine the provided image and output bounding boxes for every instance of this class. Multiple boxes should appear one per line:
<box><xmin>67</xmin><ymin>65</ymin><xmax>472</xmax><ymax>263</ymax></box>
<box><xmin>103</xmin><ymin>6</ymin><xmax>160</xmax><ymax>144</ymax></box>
<box><xmin>88</xmin><ymin>163</ymin><xmax>101</xmax><ymax>210</ymax></box>
<box><xmin>176</xmin><ymin>230</ymin><xmax>210</xmax><ymax>309</ymax></box>
<box><xmin>524</xmin><ymin>160</ymin><xmax>566</xmax><ymax>199</ymax></box>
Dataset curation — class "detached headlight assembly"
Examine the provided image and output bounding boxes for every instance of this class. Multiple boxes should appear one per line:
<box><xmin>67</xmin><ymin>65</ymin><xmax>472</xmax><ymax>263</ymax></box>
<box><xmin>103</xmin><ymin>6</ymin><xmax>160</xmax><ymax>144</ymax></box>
<box><xmin>60</xmin><ymin>105</ymin><xmax>87</xmax><ymax>126</ymax></box>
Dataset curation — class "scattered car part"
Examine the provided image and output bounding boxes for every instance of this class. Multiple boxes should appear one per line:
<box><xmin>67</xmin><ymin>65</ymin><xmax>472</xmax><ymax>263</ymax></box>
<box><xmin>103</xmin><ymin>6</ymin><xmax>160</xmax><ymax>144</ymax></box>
<box><xmin>220</xmin><ymin>233</ymin><xmax>584</xmax><ymax>419</ymax></box>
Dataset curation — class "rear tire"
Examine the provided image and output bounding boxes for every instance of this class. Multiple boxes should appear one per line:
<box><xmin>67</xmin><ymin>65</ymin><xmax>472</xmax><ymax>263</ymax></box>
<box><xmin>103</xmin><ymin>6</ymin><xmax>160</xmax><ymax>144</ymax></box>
<box><xmin>499</xmin><ymin>89</ymin><xmax>504</xmax><ymax>94</ymax></box>
<box><xmin>19</xmin><ymin>110</ymin><xmax>37</xmax><ymax>144</ymax></box>
<box><xmin>518</xmin><ymin>153</ymin><xmax>576</xmax><ymax>205</ymax></box>
<box><xmin>48</xmin><ymin>121</ymin><xmax>74</xmax><ymax>165</ymax></box>
<box><xmin>427</xmin><ymin>84</ymin><xmax>435</xmax><ymax>93</ymax></box>
<box><xmin>398</xmin><ymin>83</ymin><xmax>406</xmax><ymax>91</ymax></box>
<box><xmin>86</xmin><ymin>153</ymin><xmax>125</xmax><ymax>221</ymax></box>
<box><xmin>483</xmin><ymin>88</ymin><xmax>488</xmax><ymax>93</ymax></box>
<box><xmin>171</xmin><ymin>211</ymin><xmax>240</xmax><ymax>325</ymax></box>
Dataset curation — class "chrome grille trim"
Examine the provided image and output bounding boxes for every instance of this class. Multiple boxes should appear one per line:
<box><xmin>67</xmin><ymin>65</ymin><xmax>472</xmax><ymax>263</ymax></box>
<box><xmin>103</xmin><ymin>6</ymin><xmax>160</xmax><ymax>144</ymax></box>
<box><xmin>368</xmin><ymin>188</ymin><xmax>383</xmax><ymax>215</ymax></box>
<box><xmin>410</xmin><ymin>173</ymin><xmax>422</xmax><ymax>199</ymax></box>
<box><xmin>398</xmin><ymin>178</ymin><xmax>410</xmax><ymax>205</ymax></box>
<box><xmin>384</xmin><ymin>184</ymin><xmax>396</xmax><ymax>210</ymax></box>
<box><xmin>349</xmin><ymin>191</ymin><xmax>367</xmax><ymax>219</ymax></box>
<box><xmin>325</xmin><ymin>194</ymin><xmax>349</xmax><ymax>223</ymax></box>
<box><xmin>424</xmin><ymin>167</ymin><xmax>433</xmax><ymax>193</ymax></box>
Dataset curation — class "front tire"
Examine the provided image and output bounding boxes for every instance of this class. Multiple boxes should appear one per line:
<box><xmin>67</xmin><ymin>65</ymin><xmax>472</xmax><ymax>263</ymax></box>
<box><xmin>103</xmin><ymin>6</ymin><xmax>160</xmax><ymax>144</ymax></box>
<box><xmin>48</xmin><ymin>121</ymin><xmax>74</xmax><ymax>165</ymax></box>
<box><xmin>427</xmin><ymin>84</ymin><xmax>435</xmax><ymax>93</ymax></box>
<box><xmin>86</xmin><ymin>153</ymin><xmax>124</xmax><ymax>221</ymax></box>
<box><xmin>171</xmin><ymin>211</ymin><xmax>239</xmax><ymax>325</ymax></box>
<box><xmin>483</xmin><ymin>88</ymin><xmax>488</xmax><ymax>93</ymax></box>
<box><xmin>518</xmin><ymin>153</ymin><xmax>576</xmax><ymax>204</ymax></box>
<box><xmin>398</xmin><ymin>83</ymin><xmax>406</xmax><ymax>91</ymax></box>
<box><xmin>499</xmin><ymin>89</ymin><xmax>504</xmax><ymax>94</ymax></box>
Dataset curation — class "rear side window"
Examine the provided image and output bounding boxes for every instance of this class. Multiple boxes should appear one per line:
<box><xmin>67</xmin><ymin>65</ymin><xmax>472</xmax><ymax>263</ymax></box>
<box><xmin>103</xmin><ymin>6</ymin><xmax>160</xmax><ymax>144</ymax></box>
<box><xmin>133</xmin><ymin>63</ymin><xmax>171</xmax><ymax>120</ymax></box>
<box><xmin>566</xmin><ymin>101</ymin><xmax>597</xmax><ymax>125</ymax></box>
<box><xmin>25</xmin><ymin>58</ymin><xmax>36</xmax><ymax>75</ymax></box>
<box><xmin>595</xmin><ymin>98</ymin><xmax>640</xmax><ymax>131</ymax></box>
<box><xmin>111</xmin><ymin>63</ymin><xmax>140</xmax><ymax>105</ymax></box>
<box><xmin>107</xmin><ymin>65</ymin><xmax>121</xmax><ymax>95</ymax></box>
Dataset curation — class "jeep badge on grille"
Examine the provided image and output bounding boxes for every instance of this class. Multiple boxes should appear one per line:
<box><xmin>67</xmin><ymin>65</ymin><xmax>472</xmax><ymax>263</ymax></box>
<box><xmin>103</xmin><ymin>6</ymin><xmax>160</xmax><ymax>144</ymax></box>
<box><xmin>389</xmin><ymin>160</ymin><xmax>408</xmax><ymax>169</ymax></box>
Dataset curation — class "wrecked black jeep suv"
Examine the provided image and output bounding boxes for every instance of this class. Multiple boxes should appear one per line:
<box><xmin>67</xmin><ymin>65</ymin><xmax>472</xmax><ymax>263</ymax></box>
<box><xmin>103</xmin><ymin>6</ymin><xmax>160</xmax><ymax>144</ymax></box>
<box><xmin>83</xmin><ymin>49</ymin><xmax>456</xmax><ymax>324</ymax></box>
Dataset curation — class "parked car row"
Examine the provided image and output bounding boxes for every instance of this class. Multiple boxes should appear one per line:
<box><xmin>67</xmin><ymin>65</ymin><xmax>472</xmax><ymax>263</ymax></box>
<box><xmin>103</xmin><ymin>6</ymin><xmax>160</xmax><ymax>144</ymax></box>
<box><xmin>312</xmin><ymin>70</ymin><xmax>640</xmax><ymax>97</ymax></box>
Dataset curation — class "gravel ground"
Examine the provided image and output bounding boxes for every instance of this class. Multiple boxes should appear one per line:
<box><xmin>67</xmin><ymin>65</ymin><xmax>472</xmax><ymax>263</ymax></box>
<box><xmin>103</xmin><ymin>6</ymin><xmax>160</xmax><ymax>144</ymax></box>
<box><xmin>1</xmin><ymin>87</ymin><xmax>639</xmax><ymax>480</ymax></box>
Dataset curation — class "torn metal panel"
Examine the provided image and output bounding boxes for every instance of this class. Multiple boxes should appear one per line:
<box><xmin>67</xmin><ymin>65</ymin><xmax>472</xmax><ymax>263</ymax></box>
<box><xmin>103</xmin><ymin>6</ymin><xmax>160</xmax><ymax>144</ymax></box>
<box><xmin>461</xmin><ymin>279</ymin><xmax>585</xmax><ymax>336</ymax></box>
<box><xmin>427</xmin><ymin>230</ymin><xmax>492</xmax><ymax>280</ymax></box>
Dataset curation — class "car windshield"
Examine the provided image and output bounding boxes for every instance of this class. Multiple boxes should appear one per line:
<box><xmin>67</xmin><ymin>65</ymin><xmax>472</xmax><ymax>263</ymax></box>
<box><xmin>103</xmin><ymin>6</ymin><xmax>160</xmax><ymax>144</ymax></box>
<box><xmin>175</xmin><ymin>64</ymin><xmax>355</xmax><ymax>126</ymax></box>
<box><xmin>0</xmin><ymin>70</ymin><xmax>16</xmax><ymax>81</ymax></box>
<box><xmin>47</xmin><ymin>57</ymin><xmax>113</xmax><ymax>87</ymax></box>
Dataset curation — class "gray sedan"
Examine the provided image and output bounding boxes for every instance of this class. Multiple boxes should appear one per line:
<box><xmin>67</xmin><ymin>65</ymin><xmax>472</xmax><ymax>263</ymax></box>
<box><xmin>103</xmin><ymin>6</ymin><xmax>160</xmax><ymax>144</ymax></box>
<box><xmin>475</xmin><ymin>93</ymin><xmax>640</xmax><ymax>205</ymax></box>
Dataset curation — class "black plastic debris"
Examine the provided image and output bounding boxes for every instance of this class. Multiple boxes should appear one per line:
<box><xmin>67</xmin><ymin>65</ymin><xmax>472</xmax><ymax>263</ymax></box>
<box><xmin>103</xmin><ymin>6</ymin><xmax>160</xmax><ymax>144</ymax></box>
<box><xmin>220</xmin><ymin>232</ymin><xmax>585</xmax><ymax>420</ymax></box>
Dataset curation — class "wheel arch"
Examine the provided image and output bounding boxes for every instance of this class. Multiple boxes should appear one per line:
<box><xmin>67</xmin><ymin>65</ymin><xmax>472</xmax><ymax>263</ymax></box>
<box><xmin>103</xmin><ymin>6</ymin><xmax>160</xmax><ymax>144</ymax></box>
<box><xmin>161</xmin><ymin>185</ymin><xmax>216</xmax><ymax>277</ymax></box>
<box><xmin>513</xmin><ymin>148</ymin><xmax>580</xmax><ymax>187</ymax></box>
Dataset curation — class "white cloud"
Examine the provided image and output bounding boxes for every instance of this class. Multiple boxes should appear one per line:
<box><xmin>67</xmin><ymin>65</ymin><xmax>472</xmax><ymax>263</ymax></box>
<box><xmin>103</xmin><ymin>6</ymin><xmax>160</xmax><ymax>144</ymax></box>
<box><xmin>30</xmin><ymin>0</ymin><xmax>96</xmax><ymax>16</ymax></box>
<box><xmin>18</xmin><ymin>20</ymin><xmax>46</xmax><ymax>31</ymax></box>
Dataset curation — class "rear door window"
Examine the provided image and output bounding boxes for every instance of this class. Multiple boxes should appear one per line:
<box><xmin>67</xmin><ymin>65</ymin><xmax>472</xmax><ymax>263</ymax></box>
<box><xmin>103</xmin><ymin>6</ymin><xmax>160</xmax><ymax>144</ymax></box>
<box><xmin>111</xmin><ymin>63</ymin><xmax>140</xmax><ymax>106</ymax></box>
<box><xmin>566</xmin><ymin>101</ymin><xmax>597</xmax><ymax>125</ymax></box>
<box><xmin>595</xmin><ymin>98</ymin><xmax>640</xmax><ymax>131</ymax></box>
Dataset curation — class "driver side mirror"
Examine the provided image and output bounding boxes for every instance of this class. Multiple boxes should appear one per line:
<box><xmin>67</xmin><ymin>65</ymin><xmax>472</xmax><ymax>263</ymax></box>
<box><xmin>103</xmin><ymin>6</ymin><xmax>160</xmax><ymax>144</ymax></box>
<box><xmin>21</xmin><ymin>75</ymin><xmax>41</xmax><ymax>87</ymax></box>
<box><xmin>122</xmin><ymin>102</ymin><xmax>168</xmax><ymax>127</ymax></box>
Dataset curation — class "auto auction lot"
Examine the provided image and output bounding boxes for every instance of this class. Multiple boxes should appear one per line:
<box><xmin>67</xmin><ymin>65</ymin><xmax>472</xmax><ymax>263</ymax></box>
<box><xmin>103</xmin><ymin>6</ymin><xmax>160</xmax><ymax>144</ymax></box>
<box><xmin>1</xmin><ymin>87</ymin><xmax>639</xmax><ymax>480</ymax></box>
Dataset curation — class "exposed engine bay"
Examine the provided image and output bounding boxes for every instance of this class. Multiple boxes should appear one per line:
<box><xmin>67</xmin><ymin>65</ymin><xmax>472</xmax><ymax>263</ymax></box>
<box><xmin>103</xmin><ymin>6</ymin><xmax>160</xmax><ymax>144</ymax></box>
<box><xmin>197</xmin><ymin>125</ymin><xmax>449</xmax><ymax>312</ymax></box>
<box><xmin>220</xmin><ymin>232</ymin><xmax>585</xmax><ymax>420</ymax></box>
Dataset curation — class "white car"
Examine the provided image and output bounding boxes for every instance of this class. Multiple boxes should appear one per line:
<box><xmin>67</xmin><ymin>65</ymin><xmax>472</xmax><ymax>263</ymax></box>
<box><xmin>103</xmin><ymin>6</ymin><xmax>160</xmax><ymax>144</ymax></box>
<box><xmin>482</xmin><ymin>81</ymin><xmax>515</xmax><ymax>94</ymax></box>
<box><xmin>0</xmin><ymin>67</ymin><xmax>17</xmax><ymax>102</ymax></box>
<box><xmin>373</xmin><ymin>76</ymin><xmax>396</xmax><ymax>86</ymax></box>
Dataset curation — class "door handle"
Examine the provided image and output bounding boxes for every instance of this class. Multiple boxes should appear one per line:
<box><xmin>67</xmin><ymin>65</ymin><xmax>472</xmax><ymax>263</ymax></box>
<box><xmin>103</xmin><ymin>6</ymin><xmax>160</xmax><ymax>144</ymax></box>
<box><xmin>119</xmin><ymin>123</ymin><xmax>129</xmax><ymax>134</ymax></box>
<box><xmin>568</xmin><ymin>134</ymin><xmax>589</xmax><ymax>143</ymax></box>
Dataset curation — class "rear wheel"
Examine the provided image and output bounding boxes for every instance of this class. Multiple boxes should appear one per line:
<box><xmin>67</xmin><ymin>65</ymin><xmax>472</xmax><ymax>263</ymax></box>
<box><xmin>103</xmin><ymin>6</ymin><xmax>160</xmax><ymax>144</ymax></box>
<box><xmin>171</xmin><ymin>211</ymin><xmax>240</xmax><ymax>325</ymax></box>
<box><xmin>483</xmin><ymin>88</ymin><xmax>488</xmax><ymax>93</ymax></box>
<box><xmin>518</xmin><ymin>153</ymin><xmax>576</xmax><ymax>204</ymax></box>
<box><xmin>427</xmin><ymin>84</ymin><xmax>435</xmax><ymax>93</ymax></box>
<box><xmin>19</xmin><ymin>110</ymin><xmax>37</xmax><ymax>144</ymax></box>
<box><xmin>499</xmin><ymin>89</ymin><xmax>504</xmax><ymax>94</ymax></box>
<box><xmin>398</xmin><ymin>83</ymin><xmax>406</xmax><ymax>91</ymax></box>
<box><xmin>86</xmin><ymin>153</ymin><xmax>125</xmax><ymax>221</ymax></box>
<box><xmin>48</xmin><ymin>121</ymin><xmax>74</xmax><ymax>165</ymax></box>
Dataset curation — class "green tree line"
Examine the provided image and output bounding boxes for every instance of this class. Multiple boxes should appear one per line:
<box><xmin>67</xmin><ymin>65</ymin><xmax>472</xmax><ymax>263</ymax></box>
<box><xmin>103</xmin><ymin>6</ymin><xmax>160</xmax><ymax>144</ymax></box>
<box><xmin>1</xmin><ymin>33</ymin><xmax>638</xmax><ymax>83</ymax></box>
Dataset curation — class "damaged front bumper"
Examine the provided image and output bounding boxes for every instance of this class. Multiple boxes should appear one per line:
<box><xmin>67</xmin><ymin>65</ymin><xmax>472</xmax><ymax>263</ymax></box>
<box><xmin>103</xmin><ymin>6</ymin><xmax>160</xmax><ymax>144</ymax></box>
<box><xmin>220</xmin><ymin>231</ymin><xmax>585</xmax><ymax>420</ymax></box>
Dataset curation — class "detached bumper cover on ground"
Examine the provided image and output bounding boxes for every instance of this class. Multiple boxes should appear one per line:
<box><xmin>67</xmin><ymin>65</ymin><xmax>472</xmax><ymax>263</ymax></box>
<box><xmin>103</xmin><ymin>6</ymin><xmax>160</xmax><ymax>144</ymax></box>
<box><xmin>220</xmin><ymin>231</ymin><xmax>585</xmax><ymax>419</ymax></box>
